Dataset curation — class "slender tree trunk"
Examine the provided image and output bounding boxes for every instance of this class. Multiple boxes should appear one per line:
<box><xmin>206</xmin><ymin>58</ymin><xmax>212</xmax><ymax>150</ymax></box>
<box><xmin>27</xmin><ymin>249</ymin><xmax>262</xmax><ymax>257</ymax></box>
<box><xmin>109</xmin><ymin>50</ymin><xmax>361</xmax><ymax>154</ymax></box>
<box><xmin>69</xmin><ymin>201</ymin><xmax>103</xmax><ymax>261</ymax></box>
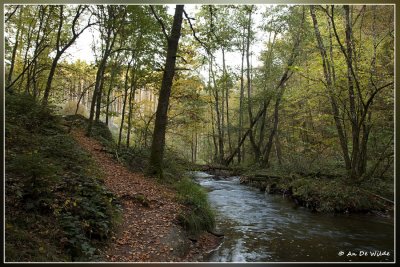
<box><xmin>222</xmin><ymin>48</ymin><xmax>232</xmax><ymax>156</ymax></box>
<box><xmin>274</xmin><ymin>130</ymin><xmax>283</xmax><ymax>165</ymax></box>
<box><xmin>208</xmin><ymin>63</ymin><xmax>218</xmax><ymax>161</ymax></box>
<box><xmin>237</xmin><ymin>34</ymin><xmax>245</xmax><ymax>163</ymax></box>
<box><xmin>7</xmin><ymin>8</ymin><xmax>22</xmax><ymax>89</ymax></box>
<box><xmin>105</xmin><ymin>66</ymin><xmax>117</xmax><ymax>125</ymax></box>
<box><xmin>263</xmin><ymin>88</ymin><xmax>285</xmax><ymax>167</ymax></box>
<box><xmin>149</xmin><ymin>5</ymin><xmax>184</xmax><ymax>176</ymax></box>
<box><xmin>19</xmin><ymin>19</ymin><xmax>34</xmax><ymax>93</ymax></box>
<box><xmin>262</xmin><ymin>7</ymin><xmax>305</xmax><ymax>167</ymax></box>
<box><xmin>310</xmin><ymin>5</ymin><xmax>352</xmax><ymax>170</ymax></box>
<box><xmin>343</xmin><ymin>5</ymin><xmax>360</xmax><ymax>178</ymax></box>
<box><xmin>87</xmin><ymin>57</ymin><xmax>107</xmax><ymax>136</ymax></box>
<box><xmin>118</xmin><ymin>59</ymin><xmax>133</xmax><ymax>149</ymax></box>
<box><xmin>220</xmin><ymin>51</ymin><xmax>225</xmax><ymax>158</ymax></box>
<box><xmin>126</xmin><ymin>66</ymin><xmax>137</xmax><ymax>148</ymax></box>
<box><xmin>210</xmin><ymin>58</ymin><xmax>224</xmax><ymax>163</ymax></box>
<box><xmin>31</xmin><ymin>6</ymin><xmax>47</xmax><ymax>98</ymax></box>
<box><xmin>245</xmin><ymin>6</ymin><xmax>260</xmax><ymax>161</ymax></box>
<box><xmin>95</xmin><ymin>70</ymin><xmax>106</xmax><ymax>122</ymax></box>
<box><xmin>42</xmin><ymin>6</ymin><xmax>64</xmax><ymax>105</ymax></box>
<box><xmin>42</xmin><ymin>53</ymin><xmax>61</xmax><ymax>102</ymax></box>
<box><xmin>225</xmin><ymin>101</ymin><xmax>267</xmax><ymax>165</ymax></box>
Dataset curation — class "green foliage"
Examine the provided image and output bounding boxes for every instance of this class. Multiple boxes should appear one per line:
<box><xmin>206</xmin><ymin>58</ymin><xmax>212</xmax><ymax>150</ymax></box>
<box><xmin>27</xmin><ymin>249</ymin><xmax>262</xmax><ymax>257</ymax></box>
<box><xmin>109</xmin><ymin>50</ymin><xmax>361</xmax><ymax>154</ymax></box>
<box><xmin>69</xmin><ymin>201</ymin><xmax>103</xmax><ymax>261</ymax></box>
<box><xmin>8</xmin><ymin>152</ymin><xmax>60</xmax><ymax>211</ymax></box>
<box><xmin>175</xmin><ymin>177</ymin><xmax>215</xmax><ymax>235</ymax></box>
<box><xmin>55</xmin><ymin>173</ymin><xmax>121</xmax><ymax>261</ymax></box>
<box><xmin>5</xmin><ymin>217</ymin><xmax>69</xmax><ymax>262</ymax></box>
<box><xmin>5</xmin><ymin>93</ymin><xmax>120</xmax><ymax>262</ymax></box>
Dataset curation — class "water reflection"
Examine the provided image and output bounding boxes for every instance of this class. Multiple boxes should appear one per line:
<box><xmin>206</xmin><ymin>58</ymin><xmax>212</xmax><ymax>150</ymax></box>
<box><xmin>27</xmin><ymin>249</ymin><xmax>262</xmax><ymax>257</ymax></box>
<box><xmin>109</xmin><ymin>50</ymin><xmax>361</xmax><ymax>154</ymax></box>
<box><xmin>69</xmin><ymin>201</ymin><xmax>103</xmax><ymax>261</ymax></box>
<box><xmin>192</xmin><ymin>172</ymin><xmax>394</xmax><ymax>262</ymax></box>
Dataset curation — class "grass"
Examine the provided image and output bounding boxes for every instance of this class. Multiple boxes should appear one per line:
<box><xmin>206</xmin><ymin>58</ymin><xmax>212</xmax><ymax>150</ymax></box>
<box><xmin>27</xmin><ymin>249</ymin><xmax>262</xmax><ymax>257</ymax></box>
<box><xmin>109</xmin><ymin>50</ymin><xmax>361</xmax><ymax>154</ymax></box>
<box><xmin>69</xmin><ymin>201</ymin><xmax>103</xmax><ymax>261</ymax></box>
<box><xmin>174</xmin><ymin>177</ymin><xmax>215</xmax><ymax>236</ymax></box>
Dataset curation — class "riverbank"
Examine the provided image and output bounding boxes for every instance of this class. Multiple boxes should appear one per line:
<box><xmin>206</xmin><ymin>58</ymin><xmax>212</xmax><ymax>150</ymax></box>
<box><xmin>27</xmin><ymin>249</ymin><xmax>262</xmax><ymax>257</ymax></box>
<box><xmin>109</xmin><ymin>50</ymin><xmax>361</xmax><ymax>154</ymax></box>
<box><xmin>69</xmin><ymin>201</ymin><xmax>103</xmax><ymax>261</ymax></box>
<box><xmin>194</xmin><ymin>172</ymin><xmax>394</xmax><ymax>262</ymax></box>
<box><xmin>242</xmin><ymin>174</ymin><xmax>393</xmax><ymax>214</ymax></box>
<box><xmin>195</xmin><ymin>165</ymin><xmax>393</xmax><ymax>214</ymax></box>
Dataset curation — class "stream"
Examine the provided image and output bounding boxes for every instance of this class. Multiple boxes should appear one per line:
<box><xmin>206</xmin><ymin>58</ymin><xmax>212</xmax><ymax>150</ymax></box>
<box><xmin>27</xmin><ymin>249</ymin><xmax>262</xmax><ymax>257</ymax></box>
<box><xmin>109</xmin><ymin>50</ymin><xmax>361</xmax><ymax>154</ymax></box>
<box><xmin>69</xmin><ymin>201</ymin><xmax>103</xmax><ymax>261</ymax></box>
<box><xmin>192</xmin><ymin>171</ymin><xmax>394</xmax><ymax>262</ymax></box>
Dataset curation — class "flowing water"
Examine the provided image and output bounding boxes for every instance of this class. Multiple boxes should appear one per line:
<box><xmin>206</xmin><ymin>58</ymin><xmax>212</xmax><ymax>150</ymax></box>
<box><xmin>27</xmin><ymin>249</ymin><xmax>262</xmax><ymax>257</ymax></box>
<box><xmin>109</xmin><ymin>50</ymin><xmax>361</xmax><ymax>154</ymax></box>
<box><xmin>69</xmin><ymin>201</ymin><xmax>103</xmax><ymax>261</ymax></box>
<box><xmin>192</xmin><ymin>172</ymin><xmax>394</xmax><ymax>262</ymax></box>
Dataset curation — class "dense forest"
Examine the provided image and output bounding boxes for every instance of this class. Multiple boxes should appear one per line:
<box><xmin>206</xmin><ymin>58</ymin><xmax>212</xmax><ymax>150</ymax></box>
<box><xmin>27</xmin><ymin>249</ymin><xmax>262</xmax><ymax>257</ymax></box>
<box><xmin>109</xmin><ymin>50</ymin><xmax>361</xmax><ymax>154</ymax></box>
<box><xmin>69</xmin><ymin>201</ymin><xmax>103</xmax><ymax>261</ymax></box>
<box><xmin>5</xmin><ymin>4</ymin><xmax>394</xmax><ymax>262</ymax></box>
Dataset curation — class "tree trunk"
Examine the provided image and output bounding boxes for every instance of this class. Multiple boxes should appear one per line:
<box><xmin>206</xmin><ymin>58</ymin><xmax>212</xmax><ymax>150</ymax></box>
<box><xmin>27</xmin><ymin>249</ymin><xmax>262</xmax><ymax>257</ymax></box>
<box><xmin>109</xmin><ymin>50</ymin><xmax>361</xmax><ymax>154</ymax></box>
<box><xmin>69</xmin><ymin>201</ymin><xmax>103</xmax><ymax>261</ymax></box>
<box><xmin>310</xmin><ymin>5</ymin><xmax>352</xmax><ymax>170</ymax></box>
<box><xmin>42</xmin><ymin>52</ymin><xmax>61</xmax><ymax>103</ymax></box>
<box><xmin>222</xmin><ymin>48</ymin><xmax>232</xmax><ymax>155</ymax></box>
<box><xmin>126</xmin><ymin>66</ymin><xmax>137</xmax><ymax>148</ymax></box>
<box><xmin>6</xmin><ymin>7</ymin><xmax>22</xmax><ymax>89</ymax></box>
<box><xmin>225</xmin><ymin>101</ymin><xmax>267</xmax><ymax>165</ymax></box>
<box><xmin>118</xmin><ymin>59</ymin><xmax>133</xmax><ymax>149</ymax></box>
<box><xmin>19</xmin><ymin>19</ymin><xmax>34</xmax><ymax>94</ymax></box>
<box><xmin>149</xmin><ymin>5</ymin><xmax>184</xmax><ymax>176</ymax></box>
<box><xmin>343</xmin><ymin>5</ymin><xmax>360</xmax><ymax>179</ymax></box>
<box><xmin>237</xmin><ymin>32</ymin><xmax>246</xmax><ymax>163</ymax></box>
<box><xmin>105</xmin><ymin>65</ymin><xmax>117</xmax><ymax>125</ymax></box>
<box><xmin>245</xmin><ymin>6</ymin><xmax>260</xmax><ymax>161</ymax></box>
<box><xmin>274</xmin><ymin>130</ymin><xmax>283</xmax><ymax>165</ymax></box>
<box><xmin>263</xmin><ymin>88</ymin><xmax>285</xmax><ymax>167</ymax></box>
<box><xmin>208</xmin><ymin>64</ymin><xmax>218</xmax><ymax>161</ymax></box>
<box><xmin>87</xmin><ymin>56</ymin><xmax>107</xmax><ymax>136</ymax></box>
<box><xmin>210</xmin><ymin>57</ymin><xmax>224</xmax><ymax>163</ymax></box>
<box><xmin>95</xmin><ymin>72</ymin><xmax>105</xmax><ymax>122</ymax></box>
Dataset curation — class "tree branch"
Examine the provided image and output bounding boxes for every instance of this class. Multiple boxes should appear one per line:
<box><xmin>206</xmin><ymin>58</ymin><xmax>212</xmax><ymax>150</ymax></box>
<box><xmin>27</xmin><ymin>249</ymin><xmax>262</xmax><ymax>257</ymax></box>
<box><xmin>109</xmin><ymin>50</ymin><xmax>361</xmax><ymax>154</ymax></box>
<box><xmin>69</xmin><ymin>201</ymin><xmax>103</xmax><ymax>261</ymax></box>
<box><xmin>5</xmin><ymin>5</ymin><xmax>20</xmax><ymax>24</ymax></box>
<box><xmin>6</xmin><ymin>44</ymin><xmax>49</xmax><ymax>92</ymax></box>
<box><xmin>183</xmin><ymin>8</ymin><xmax>210</xmax><ymax>55</ymax></box>
<box><xmin>327</xmin><ymin>5</ymin><xmax>364</xmax><ymax>107</ymax></box>
<box><xmin>150</xmin><ymin>5</ymin><xmax>169</xmax><ymax>40</ymax></box>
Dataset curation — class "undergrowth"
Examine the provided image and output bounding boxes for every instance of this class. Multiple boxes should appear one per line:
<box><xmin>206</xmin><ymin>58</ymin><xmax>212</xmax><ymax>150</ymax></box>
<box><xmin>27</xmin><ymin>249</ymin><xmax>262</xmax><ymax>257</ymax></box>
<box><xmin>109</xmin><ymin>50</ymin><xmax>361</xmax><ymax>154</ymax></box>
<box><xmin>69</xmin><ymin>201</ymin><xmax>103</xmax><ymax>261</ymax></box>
<box><xmin>5</xmin><ymin>93</ymin><xmax>121</xmax><ymax>262</ymax></box>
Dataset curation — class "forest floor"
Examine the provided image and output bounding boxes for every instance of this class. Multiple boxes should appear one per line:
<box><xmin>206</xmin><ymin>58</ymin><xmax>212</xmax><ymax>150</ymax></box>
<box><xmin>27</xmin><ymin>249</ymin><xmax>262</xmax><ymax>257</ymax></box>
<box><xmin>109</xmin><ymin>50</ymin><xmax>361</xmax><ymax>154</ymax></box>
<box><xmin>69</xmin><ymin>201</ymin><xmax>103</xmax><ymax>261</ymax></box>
<box><xmin>71</xmin><ymin>129</ymin><xmax>221</xmax><ymax>262</ymax></box>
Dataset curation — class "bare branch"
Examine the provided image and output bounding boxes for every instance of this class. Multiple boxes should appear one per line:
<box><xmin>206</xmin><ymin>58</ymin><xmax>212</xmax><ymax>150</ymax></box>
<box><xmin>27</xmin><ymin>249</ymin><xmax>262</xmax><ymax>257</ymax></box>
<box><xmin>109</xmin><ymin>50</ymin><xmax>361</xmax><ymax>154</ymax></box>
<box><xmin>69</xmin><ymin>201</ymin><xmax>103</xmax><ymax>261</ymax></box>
<box><xmin>153</xmin><ymin>67</ymin><xmax>192</xmax><ymax>72</ymax></box>
<box><xmin>6</xmin><ymin>44</ymin><xmax>49</xmax><ymax>92</ymax></box>
<box><xmin>183</xmin><ymin>8</ymin><xmax>210</xmax><ymax>55</ymax></box>
<box><xmin>150</xmin><ymin>5</ymin><xmax>169</xmax><ymax>40</ymax></box>
<box><xmin>5</xmin><ymin>5</ymin><xmax>20</xmax><ymax>24</ymax></box>
<box><xmin>327</xmin><ymin>5</ymin><xmax>364</xmax><ymax>107</ymax></box>
<box><xmin>352</xmin><ymin>5</ymin><xmax>366</xmax><ymax>27</ymax></box>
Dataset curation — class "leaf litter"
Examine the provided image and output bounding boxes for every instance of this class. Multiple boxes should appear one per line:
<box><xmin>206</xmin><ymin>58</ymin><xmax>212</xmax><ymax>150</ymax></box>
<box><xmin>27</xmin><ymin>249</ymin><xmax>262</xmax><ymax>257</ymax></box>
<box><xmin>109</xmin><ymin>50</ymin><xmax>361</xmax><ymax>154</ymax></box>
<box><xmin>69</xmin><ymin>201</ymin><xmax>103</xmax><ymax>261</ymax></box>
<box><xmin>72</xmin><ymin>129</ymin><xmax>222</xmax><ymax>262</ymax></box>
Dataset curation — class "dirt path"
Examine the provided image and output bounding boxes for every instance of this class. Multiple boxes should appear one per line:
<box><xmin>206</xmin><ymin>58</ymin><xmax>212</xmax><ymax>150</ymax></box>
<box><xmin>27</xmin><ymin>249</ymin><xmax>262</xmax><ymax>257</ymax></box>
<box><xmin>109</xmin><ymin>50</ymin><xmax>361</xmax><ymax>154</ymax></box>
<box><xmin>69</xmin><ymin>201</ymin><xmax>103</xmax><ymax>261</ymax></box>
<box><xmin>71</xmin><ymin>129</ymin><xmax>221</xmax><ymax>262</ymax></box>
